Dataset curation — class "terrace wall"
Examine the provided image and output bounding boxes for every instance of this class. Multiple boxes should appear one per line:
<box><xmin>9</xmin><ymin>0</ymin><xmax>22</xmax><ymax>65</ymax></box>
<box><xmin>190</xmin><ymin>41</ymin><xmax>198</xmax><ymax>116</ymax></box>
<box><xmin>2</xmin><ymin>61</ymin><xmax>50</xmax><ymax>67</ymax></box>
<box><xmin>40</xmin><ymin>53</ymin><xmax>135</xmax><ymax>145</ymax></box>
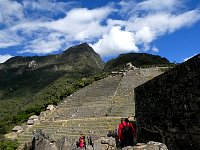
<box><xmin>135</xmin><ymin>54</ymin><xmax>200</xmax><ymax>150</ymax></box>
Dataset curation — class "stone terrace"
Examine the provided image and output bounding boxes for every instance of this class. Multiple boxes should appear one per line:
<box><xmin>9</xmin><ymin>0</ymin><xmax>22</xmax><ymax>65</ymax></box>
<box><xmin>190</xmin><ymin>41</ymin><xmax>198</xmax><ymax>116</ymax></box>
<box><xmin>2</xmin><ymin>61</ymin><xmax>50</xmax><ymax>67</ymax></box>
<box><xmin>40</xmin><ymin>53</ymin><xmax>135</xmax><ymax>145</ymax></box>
<box><xmin>16</xmin><ymin>67</ymin><xmax>164</xmax><ymax>149</ymax></box>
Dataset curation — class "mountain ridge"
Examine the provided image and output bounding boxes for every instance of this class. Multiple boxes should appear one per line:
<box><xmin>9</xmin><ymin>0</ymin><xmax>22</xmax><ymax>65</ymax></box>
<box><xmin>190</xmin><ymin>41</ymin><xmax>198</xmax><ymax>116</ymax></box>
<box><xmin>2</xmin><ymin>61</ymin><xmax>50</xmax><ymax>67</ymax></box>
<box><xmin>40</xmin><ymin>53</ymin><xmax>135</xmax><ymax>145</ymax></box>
<box><xmin>2</xmin><ymin>43</ymin><xmax>104</xmax><ymax>69</ymax></box>
<box><xmin>104</xmin><ymin>52</ymin><xmax>173</xmax><ymax>71</ymax></box>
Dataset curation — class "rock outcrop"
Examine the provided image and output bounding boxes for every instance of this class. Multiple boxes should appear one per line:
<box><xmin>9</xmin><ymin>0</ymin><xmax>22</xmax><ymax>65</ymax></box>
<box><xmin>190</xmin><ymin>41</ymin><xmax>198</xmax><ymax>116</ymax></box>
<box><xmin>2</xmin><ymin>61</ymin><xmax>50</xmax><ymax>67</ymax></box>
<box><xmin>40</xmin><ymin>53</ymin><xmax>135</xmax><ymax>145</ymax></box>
<box><xmin>31</xmin><ymin>129</ymin><xmax>57</xmax><ymax>150</ymax></box>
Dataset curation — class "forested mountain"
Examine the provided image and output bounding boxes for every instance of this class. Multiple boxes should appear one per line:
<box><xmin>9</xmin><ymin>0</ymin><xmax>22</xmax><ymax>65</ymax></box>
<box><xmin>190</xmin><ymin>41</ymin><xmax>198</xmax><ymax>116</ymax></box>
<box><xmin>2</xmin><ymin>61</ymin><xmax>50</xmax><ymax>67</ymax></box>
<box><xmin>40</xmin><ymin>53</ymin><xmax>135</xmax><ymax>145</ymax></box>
<box><xmin>0</xmin><ymin>43</ymin><xmax>105</xmax><ymax>136</ymax></box>
<box><xmin>104</xmin><ymin>53</ymin><xmax>173</xmax><ymax>71</ymax></box>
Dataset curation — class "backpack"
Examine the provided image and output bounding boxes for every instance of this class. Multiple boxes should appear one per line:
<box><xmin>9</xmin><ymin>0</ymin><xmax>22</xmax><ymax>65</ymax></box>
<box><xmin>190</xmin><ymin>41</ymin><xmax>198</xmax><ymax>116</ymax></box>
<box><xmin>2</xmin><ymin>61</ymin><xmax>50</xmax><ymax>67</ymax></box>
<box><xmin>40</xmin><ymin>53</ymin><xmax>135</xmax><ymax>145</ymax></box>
<box><xmin>122</xmin><ymin>123</ymin><xmax>132</xmax><ymax>139</ymax></box>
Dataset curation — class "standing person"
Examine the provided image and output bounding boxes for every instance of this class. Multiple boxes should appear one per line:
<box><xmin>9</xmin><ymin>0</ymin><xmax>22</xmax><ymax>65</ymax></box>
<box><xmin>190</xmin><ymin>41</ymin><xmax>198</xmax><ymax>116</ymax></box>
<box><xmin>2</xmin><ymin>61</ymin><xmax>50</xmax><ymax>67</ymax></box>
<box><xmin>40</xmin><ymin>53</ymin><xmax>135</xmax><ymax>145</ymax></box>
<box><xmin>116</xmin><ymin>118</ymin><xmax>125</xmax><ymax>147</ymax></box>
<box><xmin>79</xmin><ymin>134</ymin><xmax>86</xmax><ymax>149</ymax></box>
<box><xmin>118</xmin><ymin>118</ymin><xmax>136</xmax><ymax>148</ymax></box>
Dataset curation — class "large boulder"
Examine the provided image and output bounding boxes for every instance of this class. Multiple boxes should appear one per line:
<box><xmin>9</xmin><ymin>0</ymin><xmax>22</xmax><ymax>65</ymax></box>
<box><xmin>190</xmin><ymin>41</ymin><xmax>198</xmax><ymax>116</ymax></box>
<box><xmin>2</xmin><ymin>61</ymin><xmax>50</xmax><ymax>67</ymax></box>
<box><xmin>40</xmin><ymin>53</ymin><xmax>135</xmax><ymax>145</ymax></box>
<box><xmin>32</xmin><ymin>129</ymin><xmax>57</xmax><ymax>150</ymax></box>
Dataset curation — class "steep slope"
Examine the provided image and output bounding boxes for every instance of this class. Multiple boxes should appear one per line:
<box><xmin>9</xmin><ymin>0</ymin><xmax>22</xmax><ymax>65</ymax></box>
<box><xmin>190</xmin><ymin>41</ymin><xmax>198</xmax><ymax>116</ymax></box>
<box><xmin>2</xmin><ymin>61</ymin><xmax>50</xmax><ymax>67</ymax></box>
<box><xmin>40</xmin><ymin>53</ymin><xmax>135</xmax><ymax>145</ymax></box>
<box><xmin>0</xmin><ymin>43</ymin><xmax>103</xmax><ymax>97</ymax></box>
<box><xmin>104</xmin><ymin>53</ymin><xmax>173</xmax><ymax>71</ymax></box>
<box><xmin>15</xmin><ymin>67</ymin><xmax>164</xmax><ymax>149</ymax></box>
<box><xmin>0</xmin><ymin>43</ymin><xmax>104</xmax><ymax>135</ymax></box>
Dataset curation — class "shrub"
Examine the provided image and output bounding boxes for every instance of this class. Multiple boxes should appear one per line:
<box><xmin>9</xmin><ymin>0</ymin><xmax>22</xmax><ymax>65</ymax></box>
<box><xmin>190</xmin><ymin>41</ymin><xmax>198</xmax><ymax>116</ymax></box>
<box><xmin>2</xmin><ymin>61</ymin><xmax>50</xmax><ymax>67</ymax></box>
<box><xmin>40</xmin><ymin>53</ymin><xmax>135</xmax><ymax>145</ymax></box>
<box><xmin>0</xmin><ymin>139</ymin><xmax>19</xmax><ymax>150</ymax></box>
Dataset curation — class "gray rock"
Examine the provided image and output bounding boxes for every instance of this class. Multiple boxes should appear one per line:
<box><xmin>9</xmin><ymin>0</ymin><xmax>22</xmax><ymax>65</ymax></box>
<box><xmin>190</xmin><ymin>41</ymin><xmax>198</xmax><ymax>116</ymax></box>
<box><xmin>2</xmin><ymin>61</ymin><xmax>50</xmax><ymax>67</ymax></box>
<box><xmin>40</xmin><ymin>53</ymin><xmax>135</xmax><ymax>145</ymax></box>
<box><xmin>32</xmin><ymin>129</ymin><xmax>58</xmax><ymax>150</ymax></box>
<box><xmin>108</xmin><ymin>137</ymin><xmax>116</xmax><ymax>147</ymax></box>
<box><xmin>101</xmin><ymin>137</ymin><xmax>109</xmax><ymax>144</ymax></box>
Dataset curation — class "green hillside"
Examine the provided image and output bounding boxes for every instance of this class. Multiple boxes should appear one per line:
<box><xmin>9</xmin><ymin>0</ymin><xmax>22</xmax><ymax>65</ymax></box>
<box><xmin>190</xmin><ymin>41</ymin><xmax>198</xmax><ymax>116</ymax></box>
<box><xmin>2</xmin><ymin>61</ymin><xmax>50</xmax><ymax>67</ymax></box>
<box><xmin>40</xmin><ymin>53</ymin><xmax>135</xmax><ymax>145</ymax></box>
<box><xmin>104</xmin><ymin>53</ymin><xmax>174</xmax><ymax>71</ymax></box>
<box><xmin>0</xmin><ymin>43</ymin><xmax>105</xmax><ymax>138</ymax></box>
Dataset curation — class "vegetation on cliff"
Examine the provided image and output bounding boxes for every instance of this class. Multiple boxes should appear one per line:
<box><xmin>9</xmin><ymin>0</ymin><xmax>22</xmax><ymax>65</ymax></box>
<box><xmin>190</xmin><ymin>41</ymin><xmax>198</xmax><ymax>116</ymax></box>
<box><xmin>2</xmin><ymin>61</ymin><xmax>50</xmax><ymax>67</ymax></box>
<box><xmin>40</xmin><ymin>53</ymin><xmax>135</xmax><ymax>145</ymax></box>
<box><xmin>104</xmin><ymin>53</ymin><xmax>174</xmax><ymax>71</ymax></box>
<box><xmin>0</xmin><ymin>43</ymin><xmax>105</xmax><ymax>139</ymax></box>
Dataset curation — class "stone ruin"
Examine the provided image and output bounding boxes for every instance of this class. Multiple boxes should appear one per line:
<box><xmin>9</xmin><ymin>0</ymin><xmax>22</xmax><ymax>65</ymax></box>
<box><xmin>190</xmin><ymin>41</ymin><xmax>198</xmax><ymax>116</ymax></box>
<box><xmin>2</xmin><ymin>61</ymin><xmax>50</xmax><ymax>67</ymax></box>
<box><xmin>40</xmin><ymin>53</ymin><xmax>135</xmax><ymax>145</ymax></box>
<box><xmin>15</xmin><ymin>67</ymin><xmax>166</xmax><ymax>150</ymax></box>
<box><xmin>135</xmin><ymin>54</ymin><xmax>200</xmax><ymax>149</ymax></box>
<box><xmin>28</xmin><ymin>60</ymin><xmax>37</xmax><ymax>68</ymax></box>
<box><xmin>110</xmin><ymin>63</ymin><xmax>138</xmax><ymax>78</ymax></box>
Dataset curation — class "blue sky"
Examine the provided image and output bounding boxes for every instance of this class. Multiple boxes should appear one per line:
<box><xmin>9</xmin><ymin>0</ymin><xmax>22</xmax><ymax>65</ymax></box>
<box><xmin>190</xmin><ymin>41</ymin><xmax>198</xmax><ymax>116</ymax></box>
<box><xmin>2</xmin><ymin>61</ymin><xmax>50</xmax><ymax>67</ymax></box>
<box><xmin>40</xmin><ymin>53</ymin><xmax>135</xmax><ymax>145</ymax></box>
<box><xmin>0</xmin><ymin>0</ymin><xmax>200</xmax><ymax>63</ymax></box>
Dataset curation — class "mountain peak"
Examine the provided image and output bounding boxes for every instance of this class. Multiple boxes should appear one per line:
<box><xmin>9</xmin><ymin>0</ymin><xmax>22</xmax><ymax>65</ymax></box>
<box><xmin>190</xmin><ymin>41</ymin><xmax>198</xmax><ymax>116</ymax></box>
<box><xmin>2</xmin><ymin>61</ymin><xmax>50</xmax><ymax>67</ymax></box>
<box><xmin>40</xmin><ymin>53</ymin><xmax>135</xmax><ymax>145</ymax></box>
<box><xmin>63</xmin><ymin>43</ymin><xmax>96</xmax><ymax>54</ymax></box>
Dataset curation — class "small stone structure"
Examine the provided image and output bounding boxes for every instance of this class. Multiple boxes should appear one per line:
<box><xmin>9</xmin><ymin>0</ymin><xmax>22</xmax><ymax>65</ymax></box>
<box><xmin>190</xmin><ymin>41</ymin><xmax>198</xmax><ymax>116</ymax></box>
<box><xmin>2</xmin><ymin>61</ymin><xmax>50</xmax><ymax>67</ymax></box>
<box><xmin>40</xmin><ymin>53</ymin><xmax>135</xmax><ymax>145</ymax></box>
<box><xmin>111</xmin><ymin>71</ymin><xmax>122</xmax><ymax>76</ymax></box>
<box><xmin>135</xmin><ymin>54</ymin><xmax>200</xmax><ymax>149</ymax></box>
<box><xmin>12</xmin><ymin>126</ymin><xmax>23</xmax><ymax>133</ymax></box>
<box><xmin>46</xmin><ymin>105</ymin><xmax>55</xmax><ymax>112</ymax></box>
<box><xmin>28</xmin><ymin>60</ymin><xmax>37</xmax><ymax>68</ymax></box>
<box><xmin>27</xmin><ymin>119</ymin><xmax>34</xmax><ymax>125</ymax></box>
<box><xmin>29</xmin><ymin>115</ymin><xmax>39</xmax><ymax>122</ymax></box>
<box><xmin>126</xmin><ymin>62</ymin><xmax>137</xmax><ymax>70</ymax></box>
<box><xmin>27</xmin><ymin>115</ymin><xmax>39</xmax><ymax>125</ymax></box>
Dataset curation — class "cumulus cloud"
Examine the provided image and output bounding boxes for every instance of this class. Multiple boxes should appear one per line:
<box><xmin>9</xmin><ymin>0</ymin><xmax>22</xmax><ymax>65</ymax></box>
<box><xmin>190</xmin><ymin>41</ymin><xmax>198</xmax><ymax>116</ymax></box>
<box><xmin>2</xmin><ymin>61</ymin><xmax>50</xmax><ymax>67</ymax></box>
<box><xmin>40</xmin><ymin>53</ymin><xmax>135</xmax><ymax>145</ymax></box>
<box><xmin>9</xmin><ymin>6</ymin><xmax>113</xmax><ymax>54</ymax></box>
<box><xmin>0</xmin><ymin>0</ymin><xmax>200</xmax><ymax>57</ymax></box>
<box><xmin>0</xmin><ymin>54</ymin><xmax>13</xmax><ymax>63</ymax></box>
<box><xmin>91</xmin><ymin>26</ymin><xmax>138</xmax><ymax>56</ymax></box>
<box><xmin>126</xmin><ymin>10</ymin><xmax>200</xmax><ymax>44</ymax></box>
<box><xmin>47</xmin><ymin>7</ymin><xmax>113</xmax><ymax>40</ymax></box>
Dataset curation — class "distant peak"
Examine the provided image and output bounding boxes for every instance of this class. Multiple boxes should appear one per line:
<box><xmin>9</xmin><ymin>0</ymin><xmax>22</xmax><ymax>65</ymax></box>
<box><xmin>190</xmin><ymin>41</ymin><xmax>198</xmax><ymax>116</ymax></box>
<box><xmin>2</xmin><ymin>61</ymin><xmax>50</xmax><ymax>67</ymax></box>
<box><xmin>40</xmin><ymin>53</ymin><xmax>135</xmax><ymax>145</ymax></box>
<box><xmin>69</xmin><ymin>42</ymin><xmax>91</xmax><ymax>49</ymax></box>
<box><xmin>63</xmin><ymin>43</ymin><xmax>96</xmax><ymax>54</ymax></box>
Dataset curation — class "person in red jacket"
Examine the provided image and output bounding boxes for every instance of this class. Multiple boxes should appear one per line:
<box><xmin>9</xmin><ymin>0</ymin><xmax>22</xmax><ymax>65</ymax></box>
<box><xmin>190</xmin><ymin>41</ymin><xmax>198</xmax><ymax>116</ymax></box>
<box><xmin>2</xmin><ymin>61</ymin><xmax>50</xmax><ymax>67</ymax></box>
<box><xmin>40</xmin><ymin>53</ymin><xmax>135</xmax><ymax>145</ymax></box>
<box><xmin>79</xmin><ymin>134</ymin><xmax>86</xmax><ymax>149</ymax></box>
<box><xmin>118</xmin><ymin>118</ymin><xmax>136</xmax><ymax>148</ymax></box>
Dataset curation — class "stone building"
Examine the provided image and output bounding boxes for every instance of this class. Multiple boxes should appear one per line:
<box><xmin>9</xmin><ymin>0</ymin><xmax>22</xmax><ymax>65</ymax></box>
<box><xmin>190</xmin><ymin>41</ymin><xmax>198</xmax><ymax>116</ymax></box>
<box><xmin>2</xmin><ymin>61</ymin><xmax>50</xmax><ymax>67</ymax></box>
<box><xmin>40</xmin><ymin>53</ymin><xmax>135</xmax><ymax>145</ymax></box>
<box><xmin>12</xmin><ymin>126</ymin><xmax>24</xmax><ymax>133</ymax></box>
<box><xmin>29</xmin><ymin>115</ymin><xmax>39</xmax><ymax>122</ymax></box>
<box><xmin>27</xmin><ymin>119</ymin><xmax>34</xmax><ymax>125</ymax></box>
<box><xmin>46</xmin><ymin>105</ymin><xmax>55</xmax><ymax>112</ymax></box>
<box><xmin>28</xmin><ymin>60</ymin><xmax>37</xmax><ymax>68</ymax></box>
<box><xmin>135</xmin><ymin>54</ymin><xmax>200</xmax><ymax>150</ymax></box>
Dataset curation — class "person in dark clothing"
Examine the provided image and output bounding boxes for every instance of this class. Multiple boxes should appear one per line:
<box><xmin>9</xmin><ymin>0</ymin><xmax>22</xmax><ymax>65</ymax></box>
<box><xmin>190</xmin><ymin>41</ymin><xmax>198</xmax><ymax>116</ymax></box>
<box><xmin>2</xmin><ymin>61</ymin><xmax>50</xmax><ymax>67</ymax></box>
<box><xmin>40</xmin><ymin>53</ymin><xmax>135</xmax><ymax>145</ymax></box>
<box><xmin>118</xmin><ymin>118</ymin><xmax>136</xmax><ymax>148</ymax></box>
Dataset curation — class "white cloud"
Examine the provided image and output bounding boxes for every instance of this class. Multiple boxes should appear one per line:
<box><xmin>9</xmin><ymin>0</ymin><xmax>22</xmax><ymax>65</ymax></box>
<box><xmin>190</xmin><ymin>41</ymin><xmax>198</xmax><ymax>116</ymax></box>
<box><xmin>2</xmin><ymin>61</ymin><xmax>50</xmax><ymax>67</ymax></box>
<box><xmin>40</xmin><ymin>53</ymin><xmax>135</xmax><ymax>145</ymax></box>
<box><xmin>22</xmin><ymin>0</ymin><xmax>76</xmax><ymax>20</ymax></box>
<box><xmin>0</xmin><ymin>30</ymin><xmax>22</xmax><ymax>48</ymax></box>
<box><xmin>134</xmin><ymin>26</ymin><xmax>155</xmax><ymax>44</ymax></box>
<box><xmin>136</xmin><ymin>0</ymin><xmax>183</xmax><ymax>12</ymax></box>
<box><xmin>91</xmin><ymin>26</ymin><xmax>138</xmax><ymax>56</ymax></box>
<box><xmin>23</xmin><ymin>0</ymin><xmax>73</xmax><ymax>12</ymax></box>
<box><xmin>0</xmin><ymin>0</ymin><xmax>200</xmax><ymax>57</ymax></box>
<box><xmin>0</xmin><ymin>54</ymin><xmax>13</xmax><ymax>63</ymax></box>
<box><xmin>183</xmin><ymin>53</ymin><xmax>197</xmax><ymax>62</ymax></box>
<box><xmin>152</xmin><ymin>46</ymin><xmax>159</xmax><ymax>52</ymax></box>
<box><xmin>125</xmin><ymin>9</ymin><xmax>200</xmax><ymax>50</ymax></box>
<box><xmin>46</xmin><ymin>7</ymin><xmax>113</xmax><ymax>40</ymax></box>
<box><xmin>18</xmin><ymin>32</ymin><xmax>66</xmax><ymax>54</ymax></box>
<box><xmin>10</xmin><ymin>7</ymin><xmax>113</xmax><ymax>42</ymax></box>
<box><xmin>0</xmin><ymin>0</ymin><xmax>24</xmax><ymax>26</ymax></box>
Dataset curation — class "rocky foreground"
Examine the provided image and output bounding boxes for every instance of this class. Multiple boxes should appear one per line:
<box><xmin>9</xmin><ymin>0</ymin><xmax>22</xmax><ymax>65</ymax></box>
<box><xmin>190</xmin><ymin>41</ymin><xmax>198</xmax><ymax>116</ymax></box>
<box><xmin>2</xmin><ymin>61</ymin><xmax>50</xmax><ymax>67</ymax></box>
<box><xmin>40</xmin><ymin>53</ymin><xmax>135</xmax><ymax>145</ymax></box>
<box><xmin>30</xmin><ymin>129</ymin><xmax>168</xmax><ymax>150</ymax></box>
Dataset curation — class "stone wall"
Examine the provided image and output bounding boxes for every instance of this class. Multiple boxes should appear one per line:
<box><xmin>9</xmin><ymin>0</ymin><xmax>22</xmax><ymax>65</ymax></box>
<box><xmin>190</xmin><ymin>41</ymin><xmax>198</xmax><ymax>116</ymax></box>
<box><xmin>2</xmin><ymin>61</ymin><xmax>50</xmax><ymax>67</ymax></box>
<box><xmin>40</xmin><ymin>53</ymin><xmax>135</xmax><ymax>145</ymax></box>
<box><xmin>135</xmin><ymin>54</ymin><xmax>200</xmax><ymax>150</ymax></box>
